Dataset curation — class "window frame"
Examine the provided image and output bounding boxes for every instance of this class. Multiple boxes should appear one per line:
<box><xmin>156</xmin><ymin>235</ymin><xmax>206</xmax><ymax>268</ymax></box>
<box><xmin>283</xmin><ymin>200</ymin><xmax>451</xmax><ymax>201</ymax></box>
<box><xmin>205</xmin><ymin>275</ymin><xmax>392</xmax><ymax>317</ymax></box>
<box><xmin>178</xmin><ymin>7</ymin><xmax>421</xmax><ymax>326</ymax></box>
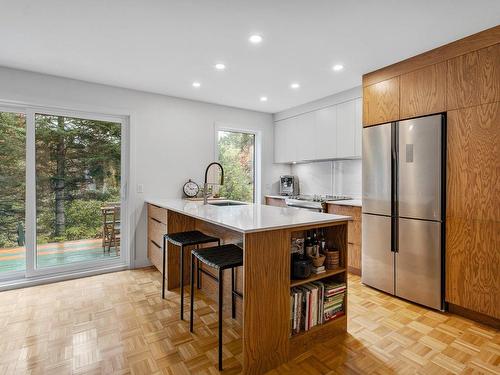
<box><xmin>213</xmin><ymin>122</ymin><xmax>261</xmax><ymax>204</ymax></box>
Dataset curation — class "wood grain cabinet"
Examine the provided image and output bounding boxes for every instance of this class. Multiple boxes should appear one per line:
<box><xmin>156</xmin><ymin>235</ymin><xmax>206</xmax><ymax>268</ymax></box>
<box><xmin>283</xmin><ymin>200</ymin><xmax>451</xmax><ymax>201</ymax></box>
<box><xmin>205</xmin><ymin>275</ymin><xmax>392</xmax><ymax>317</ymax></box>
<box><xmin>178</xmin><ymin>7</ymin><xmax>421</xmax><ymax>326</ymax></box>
<box><xmin>400</xmin><ymin>62</ymin><xmax>447</xmax><ymax>118</ymax></box>
<box><xmin>446</xmin><ymin>102</ymin><xmax>499</xmax><ymax>319</ymax></box>
<box><xmin>363</xmin><ymin>76</ymin><xmax>400</xmax><ymax>126</ymax></box>
<box><xmin>147</xmin><ymin>204</ymin><xmax>167</xmax><ymax>275</ymax></box>
<box><xmin>327</xmin><ymin>204</ymin><xmax>362</xmax><ymax>275</ymax></box>
<box><xmin>447</xmin><ymin>43</ymin><xmax>500</xmax><ymax>110</ymax></box>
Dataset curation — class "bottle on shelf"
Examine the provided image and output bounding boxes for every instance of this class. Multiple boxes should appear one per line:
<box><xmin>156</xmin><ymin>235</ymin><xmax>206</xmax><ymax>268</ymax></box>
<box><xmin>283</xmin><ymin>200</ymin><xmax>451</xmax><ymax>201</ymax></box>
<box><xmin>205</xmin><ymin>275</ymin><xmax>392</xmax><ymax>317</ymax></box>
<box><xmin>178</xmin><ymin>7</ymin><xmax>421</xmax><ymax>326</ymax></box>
<box><xmin>312</xmin><ymin>230</ymin><xmax>319</xmax><ymax>258</ymax></box>
<box><xmin>319</xmin><ymin>229</ymin><xmax>326</xmax><ymax>254</ymax></box>
<box><xmin>304</xmin><ymin>231</ymin><xmax>313</xmax><ymax>258</ymax></box>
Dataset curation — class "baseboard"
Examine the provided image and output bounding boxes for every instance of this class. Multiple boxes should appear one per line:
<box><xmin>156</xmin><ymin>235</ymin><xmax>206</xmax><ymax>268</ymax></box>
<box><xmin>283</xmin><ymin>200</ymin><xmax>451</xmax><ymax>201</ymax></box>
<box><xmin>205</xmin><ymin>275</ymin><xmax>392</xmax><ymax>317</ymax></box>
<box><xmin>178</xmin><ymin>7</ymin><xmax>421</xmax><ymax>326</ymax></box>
<box><xmin>448</xmin><ymin>303</ymin><xmax>500</xmax><ymax>329</ymax></box>
<box><xmin>132</xmin><ymin>258</ymin><xmax>152</xmax><ymax>269</ymax></box>
<box><xmin>0</xmin><ymin>264</ymin><xmax>128</xmax><ymax>292</ymax></box>
<box><xmin>347</xmin><ymin>266</ymin><xmax>361</xmax><ymax>276</ymax></box>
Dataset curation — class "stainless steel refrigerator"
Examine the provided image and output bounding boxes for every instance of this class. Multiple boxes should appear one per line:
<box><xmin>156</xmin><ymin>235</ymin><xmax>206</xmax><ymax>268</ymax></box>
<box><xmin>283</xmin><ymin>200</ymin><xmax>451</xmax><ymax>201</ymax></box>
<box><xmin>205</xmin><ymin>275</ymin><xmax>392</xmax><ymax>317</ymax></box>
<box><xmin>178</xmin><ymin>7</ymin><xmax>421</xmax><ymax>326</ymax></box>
<box><xmin>362</xmin><ymin>114</ymin><xmax>445</xmax><ymax>310</ymax></box>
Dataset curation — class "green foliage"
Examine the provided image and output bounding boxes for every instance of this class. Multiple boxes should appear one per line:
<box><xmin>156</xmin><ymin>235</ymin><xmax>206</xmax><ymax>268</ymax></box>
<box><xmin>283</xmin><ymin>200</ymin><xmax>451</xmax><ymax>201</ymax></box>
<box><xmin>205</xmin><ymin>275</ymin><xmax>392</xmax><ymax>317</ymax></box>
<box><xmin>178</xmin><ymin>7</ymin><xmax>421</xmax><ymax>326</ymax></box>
<box><xmin>218</xmin><ymin>131</ymin><xmax>255</xmax><ymax>203</ymax></box>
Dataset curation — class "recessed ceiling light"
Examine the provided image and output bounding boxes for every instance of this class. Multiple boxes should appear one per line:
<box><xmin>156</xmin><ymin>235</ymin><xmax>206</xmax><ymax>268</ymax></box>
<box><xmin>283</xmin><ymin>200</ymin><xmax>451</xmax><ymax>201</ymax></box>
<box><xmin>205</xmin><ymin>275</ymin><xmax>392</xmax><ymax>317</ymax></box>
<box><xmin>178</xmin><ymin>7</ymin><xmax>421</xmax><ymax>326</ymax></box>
<box><xmin>249</xmin><ymin>34</ymin><xmax>263</xmax><ymax>44</ymax></box>
<box><xmin>292</xmin><ymin>161</ymin><xmax>297</xmax><ymax>164</ymax></box>
<box><xmin>215</xmin><ymin>63</ymin><xmax>226</xmax><ymax>71</ymax></box>
<box><xmin>192</xmin><ymin>81</ymin><xmax>201</xmax><ymax>88</ymax></box>
<box><xmin>290</xmin><ymin>82</ymin><xmax>300</xmax><ymax>89</ymax></box>
<box><xmin>332</xmin><ymin>64</ymin><xmax>344</xmax><ymax>71</ymax></box>
<box><xmin>260</xmin><ymin>96</ymin><xmax>268</xmax><ymax>102</ymax></box>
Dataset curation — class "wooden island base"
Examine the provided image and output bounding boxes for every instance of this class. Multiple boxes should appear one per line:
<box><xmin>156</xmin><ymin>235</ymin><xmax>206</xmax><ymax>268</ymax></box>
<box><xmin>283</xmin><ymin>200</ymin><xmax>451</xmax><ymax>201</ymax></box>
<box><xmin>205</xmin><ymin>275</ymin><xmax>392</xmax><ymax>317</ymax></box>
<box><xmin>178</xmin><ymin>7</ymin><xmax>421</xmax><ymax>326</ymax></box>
<box><xmin>147</xmin><ymin>203</ymin><xmax>349</xmax><ymax>374</ymax></box>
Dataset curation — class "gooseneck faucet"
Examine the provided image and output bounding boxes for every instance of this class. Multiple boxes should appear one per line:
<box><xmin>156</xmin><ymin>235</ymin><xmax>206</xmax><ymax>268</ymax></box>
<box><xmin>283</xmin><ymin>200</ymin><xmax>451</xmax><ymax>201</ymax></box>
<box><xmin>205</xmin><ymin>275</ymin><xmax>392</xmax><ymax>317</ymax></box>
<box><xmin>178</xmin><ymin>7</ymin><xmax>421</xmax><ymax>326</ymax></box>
<box><xmin>203</xmin><ymin>162</ymin><xmax>224</xmax><ymax>205</ymax></box>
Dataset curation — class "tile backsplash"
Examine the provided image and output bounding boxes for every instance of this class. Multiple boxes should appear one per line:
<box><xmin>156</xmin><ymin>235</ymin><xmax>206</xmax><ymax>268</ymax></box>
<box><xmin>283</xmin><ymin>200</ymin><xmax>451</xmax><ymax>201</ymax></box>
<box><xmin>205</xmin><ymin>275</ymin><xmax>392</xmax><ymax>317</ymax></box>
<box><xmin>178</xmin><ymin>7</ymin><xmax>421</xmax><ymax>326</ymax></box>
<box><xmin>291</xmin><ymin>159</ymin><xmax>361</xmax><ymax>198</ymax></box>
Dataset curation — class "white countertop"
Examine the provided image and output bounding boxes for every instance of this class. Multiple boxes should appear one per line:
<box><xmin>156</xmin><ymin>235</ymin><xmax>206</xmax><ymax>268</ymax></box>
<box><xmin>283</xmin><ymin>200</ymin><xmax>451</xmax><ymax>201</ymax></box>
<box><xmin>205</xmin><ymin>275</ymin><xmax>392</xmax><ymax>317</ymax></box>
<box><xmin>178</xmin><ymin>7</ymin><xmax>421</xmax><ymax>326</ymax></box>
<box><xmin>146</xmin><ymin>198</ymin><xmax>351</xmax><ymax>234</ymax></box>
<box><xmin>265</xmin><ymin>195</ymin><xmax>362</xmax><ymax>207</ymax></box>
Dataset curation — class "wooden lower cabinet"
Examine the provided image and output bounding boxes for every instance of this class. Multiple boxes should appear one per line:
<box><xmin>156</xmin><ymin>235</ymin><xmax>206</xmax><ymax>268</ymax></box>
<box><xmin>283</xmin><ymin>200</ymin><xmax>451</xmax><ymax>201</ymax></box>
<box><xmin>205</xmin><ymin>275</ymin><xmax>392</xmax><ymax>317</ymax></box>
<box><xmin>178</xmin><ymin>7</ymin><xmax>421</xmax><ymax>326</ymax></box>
<box><xmin>446</xmin><ymin>218</ymin><xmax>499</xmax><ymax>319</ymax></box>
<box><xmin>265</xmin><ymin>196</ymin><xmax>287</xmax><ymax>207</ymax></box>
<box><xmin>327</xmin><ymin>204</ymin><xmax>362</xmax><ymax>275</ymax></box>
<box><xmin>147</xmin><ymin>204</ymin><xmax>168</xmax><ymax>285</ymax></box>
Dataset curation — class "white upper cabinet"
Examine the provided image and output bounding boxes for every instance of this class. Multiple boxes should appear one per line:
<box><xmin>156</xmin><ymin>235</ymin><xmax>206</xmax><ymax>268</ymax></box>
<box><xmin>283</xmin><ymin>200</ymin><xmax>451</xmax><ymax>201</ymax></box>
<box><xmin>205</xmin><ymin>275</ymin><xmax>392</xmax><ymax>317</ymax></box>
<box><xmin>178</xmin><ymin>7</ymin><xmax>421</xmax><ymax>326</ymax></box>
<box><xmin>354</xmin><ymin>97</ymin><xmax>362</xmax><ymax>157</ymax></box>
<box><xmin>315</xmin><ymin>106</ymin><xmax>337</xmax><ymax>160</ymax></box>
<box><xmin>336</xmin><ymin>100</ymin><xmax>356</xmax><ymax>158</ymax></box>
<box><xmin>295</xmin><ymin>112</ymin><xmax>316</xmax><ymax>161</ymax></box>
<box><xmin>273</xmin><ymin>97</ymin><xmax>362</xmax><ymax>163</ymax></box>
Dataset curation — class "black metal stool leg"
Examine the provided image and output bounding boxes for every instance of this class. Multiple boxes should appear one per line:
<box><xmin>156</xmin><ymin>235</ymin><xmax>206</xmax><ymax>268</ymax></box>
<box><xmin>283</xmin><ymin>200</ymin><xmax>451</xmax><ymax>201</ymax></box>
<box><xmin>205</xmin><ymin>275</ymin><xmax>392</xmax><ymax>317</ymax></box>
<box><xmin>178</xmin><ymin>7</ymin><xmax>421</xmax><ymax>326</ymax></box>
<box><xmin>190</xmin><ymin>252</ymin><xmax>195</xmax><ymax>333</ymax></box>
<box><xmin>231</xmin><ymin>268</ymin><xmax>236</xmax><ymax>319</ymax></box>
<box><xmin>162</xmin><ymin>235</ymin><xmax>167</xmax><ymax>299</ymax></box>
<box><xmin>180</xmin><ymin>245</ymin><xmax>184</xmax><ymax>320</ymax></box>
<box><xmin>218</xmin><ymin>268</ymin><xmax>223</xmax><ymax>371</ymax></box>
<box><xmin>197</xmin><ymin>258</ymin><xmax>201</xmax><ymax>289</ymax></box>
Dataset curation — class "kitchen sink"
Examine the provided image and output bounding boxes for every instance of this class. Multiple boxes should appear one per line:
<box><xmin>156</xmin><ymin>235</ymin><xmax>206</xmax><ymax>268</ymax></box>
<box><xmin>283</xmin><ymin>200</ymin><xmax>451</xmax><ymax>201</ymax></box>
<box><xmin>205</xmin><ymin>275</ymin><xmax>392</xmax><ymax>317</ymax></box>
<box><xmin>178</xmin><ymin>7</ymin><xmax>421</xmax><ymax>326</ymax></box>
<box><xmin>208</xmin><ymin>201</ymin><xmax>247</xmax><ymax>206</ymax></box>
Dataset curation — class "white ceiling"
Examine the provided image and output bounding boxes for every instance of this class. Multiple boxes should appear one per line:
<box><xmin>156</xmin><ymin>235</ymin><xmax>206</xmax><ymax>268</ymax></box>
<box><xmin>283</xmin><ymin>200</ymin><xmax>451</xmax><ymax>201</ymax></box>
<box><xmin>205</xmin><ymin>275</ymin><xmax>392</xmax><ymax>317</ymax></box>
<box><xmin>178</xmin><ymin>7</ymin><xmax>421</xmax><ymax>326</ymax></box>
<box><xmin>1</xmin><ymin>0</ymin><xmax>499</xmax><ymax>113</ymax></box>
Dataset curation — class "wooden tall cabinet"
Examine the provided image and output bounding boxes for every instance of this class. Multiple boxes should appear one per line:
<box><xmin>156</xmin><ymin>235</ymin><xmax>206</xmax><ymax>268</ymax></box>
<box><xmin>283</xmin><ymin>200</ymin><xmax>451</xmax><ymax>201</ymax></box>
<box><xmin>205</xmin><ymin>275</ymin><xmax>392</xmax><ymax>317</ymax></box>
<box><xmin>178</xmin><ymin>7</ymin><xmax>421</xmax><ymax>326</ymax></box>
<box><xmin>400</xmin><ymin>62</ymin><xmax>447</xmax><ymax>118</ymax></box>
<box><xmin>362</xmin><ymin>25</ymin><xmax>500</xmax><ymax>323</ymax></box>
<box><xmin>363</xmin><ymin>76</ymin><xmax>400</xmax><ymax>126</ymax></box>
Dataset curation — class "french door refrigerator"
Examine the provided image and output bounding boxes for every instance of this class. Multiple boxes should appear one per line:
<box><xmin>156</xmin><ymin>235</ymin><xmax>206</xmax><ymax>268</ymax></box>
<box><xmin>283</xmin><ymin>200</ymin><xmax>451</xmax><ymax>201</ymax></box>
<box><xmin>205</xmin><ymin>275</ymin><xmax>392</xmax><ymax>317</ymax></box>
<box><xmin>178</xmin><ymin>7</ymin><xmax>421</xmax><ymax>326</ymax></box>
<box><xmin>362</xmin><ymin>114</ymin><xmax>445</xmax><ymax>310</ymax></box>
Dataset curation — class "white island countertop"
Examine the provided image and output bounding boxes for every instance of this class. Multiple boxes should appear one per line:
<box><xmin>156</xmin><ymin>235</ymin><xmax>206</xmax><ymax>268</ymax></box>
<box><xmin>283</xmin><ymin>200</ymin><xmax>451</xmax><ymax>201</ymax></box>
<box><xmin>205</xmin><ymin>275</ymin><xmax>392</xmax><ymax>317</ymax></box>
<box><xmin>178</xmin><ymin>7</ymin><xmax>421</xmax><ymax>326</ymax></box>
<box><xmin>146</xmin><ymin>198</ymin><xmax>351</xmax><ymax>234</ymax></box>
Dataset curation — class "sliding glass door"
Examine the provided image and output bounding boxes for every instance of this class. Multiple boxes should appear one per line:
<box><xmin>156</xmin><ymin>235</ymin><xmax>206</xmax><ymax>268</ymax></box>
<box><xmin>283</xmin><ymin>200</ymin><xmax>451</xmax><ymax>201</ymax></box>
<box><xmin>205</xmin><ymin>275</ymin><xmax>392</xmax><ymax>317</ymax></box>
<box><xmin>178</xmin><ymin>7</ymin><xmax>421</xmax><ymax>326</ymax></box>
<box><xmin>35</xmin><ymin>114</ymin><xmax>122</xmax><ymax>269</ymax></box>
<box><xmin>0</xmin><ymin>106</ymin><xmax>127</xmax><ymax>281</ymax></box>
<box><xmin>0</xmin><ymin>111</ymin><xmax>26</xmax><ymax>276</ymax></box>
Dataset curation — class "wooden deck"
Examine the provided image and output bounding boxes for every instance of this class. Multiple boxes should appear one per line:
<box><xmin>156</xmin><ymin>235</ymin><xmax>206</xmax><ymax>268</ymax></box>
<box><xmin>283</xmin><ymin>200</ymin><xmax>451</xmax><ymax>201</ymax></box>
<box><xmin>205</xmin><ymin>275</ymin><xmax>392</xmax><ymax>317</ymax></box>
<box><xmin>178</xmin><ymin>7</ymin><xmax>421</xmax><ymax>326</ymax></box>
<box><xmin>0</xmin><ymin>239</ymin><xmax>119</xmax><ymax>273</ymax></box>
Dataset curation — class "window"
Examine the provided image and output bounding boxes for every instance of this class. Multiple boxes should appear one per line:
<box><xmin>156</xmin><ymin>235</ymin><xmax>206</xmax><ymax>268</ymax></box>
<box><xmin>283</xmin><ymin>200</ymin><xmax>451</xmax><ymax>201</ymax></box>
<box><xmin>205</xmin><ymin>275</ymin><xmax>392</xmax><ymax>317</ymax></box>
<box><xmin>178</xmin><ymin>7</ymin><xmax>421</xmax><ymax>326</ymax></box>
<box><xmin>216</xmin><ymin>130</ymin><xmax>256</xmax><ymax>203</ymax></box>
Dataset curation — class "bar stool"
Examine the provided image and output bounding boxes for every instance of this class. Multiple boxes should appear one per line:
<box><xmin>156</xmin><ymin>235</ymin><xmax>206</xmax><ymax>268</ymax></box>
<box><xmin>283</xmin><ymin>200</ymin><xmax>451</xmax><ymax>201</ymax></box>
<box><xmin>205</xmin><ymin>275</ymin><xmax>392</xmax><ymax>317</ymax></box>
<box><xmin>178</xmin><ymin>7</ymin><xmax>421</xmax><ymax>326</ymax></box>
<box><xmin>162</xmin><ymin>231</ymin><xmax>220</xmax><ymax>320</ymax></box>
<box><xmin>189</xmin><ymin>244</ymin><xmax>243</xmax><ymax>371</ymax></box>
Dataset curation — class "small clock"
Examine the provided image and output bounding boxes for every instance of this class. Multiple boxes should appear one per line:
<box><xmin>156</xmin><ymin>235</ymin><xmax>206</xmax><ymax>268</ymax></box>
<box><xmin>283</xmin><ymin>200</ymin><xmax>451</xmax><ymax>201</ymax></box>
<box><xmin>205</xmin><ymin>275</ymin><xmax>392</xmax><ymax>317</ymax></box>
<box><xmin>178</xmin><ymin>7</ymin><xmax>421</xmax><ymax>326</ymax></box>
<box><xmin>183</xmin><ymin>179</ymin><xmax>199</xmax><ymax>198</ymax></box>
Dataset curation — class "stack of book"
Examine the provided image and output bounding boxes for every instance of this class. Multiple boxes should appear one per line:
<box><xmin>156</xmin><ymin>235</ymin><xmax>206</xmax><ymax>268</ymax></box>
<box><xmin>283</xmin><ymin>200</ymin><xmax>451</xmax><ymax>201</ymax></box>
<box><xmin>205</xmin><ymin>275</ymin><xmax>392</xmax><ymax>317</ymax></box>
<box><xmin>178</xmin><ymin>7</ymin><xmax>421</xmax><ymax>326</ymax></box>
<box><xmin>290</xmin><ymin>280</ymin><xmax>346</xmax><ymax>335</ymax></box>
<box><xmin>323</xmin><ymin>281</ymin><xmax>346</xmax><ymax>321</ymax></box>
<box><xmin>311</xmin><ymin>265</ymin><xmax>325</xmax><ymax>274</ymax></box>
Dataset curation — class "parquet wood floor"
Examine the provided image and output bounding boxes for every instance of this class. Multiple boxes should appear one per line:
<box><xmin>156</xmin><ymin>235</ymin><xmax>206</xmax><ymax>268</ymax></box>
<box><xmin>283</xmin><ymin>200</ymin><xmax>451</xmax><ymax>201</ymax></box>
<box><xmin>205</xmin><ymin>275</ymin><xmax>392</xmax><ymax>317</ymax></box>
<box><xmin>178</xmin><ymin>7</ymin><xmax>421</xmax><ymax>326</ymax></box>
<box><xmin>0</xmin><ymin>268</ymin><xmax>498</xmax><ymax>374</ymax></box>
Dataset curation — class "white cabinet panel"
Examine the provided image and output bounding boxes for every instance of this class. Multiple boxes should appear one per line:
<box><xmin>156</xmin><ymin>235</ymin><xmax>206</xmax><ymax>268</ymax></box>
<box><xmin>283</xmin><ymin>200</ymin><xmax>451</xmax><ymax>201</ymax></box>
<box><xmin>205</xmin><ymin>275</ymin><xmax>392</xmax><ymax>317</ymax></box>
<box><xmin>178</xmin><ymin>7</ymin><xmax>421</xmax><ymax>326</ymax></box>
<box><xmin>355</xmin><ymin>98</ymin><xmax>362</xmax><ymax>157</ymax></box>
<box><xmin>315</xmin><ymin>106</ymin><xmax>337</xmax><ymax>159</ymax></box>
<box><xmin>337</xmin><ymin>100</ymin><xmax>356</xmax><ymax>158</ymax></box>
<box><xmin>274</xmin><ymin>97</ymin><xmax>362</xmax><ymax>163</ymax></box>
<box><xmin>295</xmin><ymin>112</ymin><xmax>315</xmax><ymax>161</ymax></box>
<box><xmin>274</xmin><ymin>121</ymin><xmax>287</xmax><ymax>163</ymax></box>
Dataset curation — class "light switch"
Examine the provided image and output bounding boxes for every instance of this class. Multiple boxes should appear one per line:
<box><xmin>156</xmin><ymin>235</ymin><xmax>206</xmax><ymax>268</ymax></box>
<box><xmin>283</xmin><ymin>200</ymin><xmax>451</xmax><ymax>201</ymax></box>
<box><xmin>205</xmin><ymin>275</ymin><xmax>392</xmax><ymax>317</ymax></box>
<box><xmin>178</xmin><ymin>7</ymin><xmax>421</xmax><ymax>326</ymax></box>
<box><xmin>137</xmin><ymin>184</ymin><xmax>144</xmax><ymax>193</ymax></box>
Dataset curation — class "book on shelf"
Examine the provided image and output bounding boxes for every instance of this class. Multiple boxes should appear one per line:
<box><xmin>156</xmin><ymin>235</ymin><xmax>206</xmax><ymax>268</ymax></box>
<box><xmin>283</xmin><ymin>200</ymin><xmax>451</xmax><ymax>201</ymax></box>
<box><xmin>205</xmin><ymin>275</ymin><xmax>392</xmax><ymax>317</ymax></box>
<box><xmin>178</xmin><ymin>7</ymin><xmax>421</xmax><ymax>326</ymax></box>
<box><xmin>290</xmin><ymin>280</ymin><xmax>346</xmax><ymax>336</ymax></box>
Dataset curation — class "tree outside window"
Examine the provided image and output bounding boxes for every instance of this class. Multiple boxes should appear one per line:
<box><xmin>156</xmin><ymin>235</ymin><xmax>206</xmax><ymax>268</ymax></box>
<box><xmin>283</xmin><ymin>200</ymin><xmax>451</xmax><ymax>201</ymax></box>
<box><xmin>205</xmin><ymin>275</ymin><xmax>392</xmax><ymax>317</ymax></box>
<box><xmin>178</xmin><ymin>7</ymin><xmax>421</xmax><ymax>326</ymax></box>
<box><xmin>217</xmin><ymin>131</ymin><xmax>255</xmax><ymax>203</ymax></box>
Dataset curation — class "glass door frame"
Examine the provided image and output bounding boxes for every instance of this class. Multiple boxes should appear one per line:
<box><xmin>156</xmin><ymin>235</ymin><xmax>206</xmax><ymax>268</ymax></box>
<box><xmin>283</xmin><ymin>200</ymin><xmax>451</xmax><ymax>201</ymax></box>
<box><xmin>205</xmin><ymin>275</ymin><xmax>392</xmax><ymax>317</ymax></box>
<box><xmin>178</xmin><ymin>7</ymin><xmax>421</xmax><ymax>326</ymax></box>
<box><xmin>0</xmin><ymin>105</ymin><xmax>28</xmax><ymax>281</ymax></box>
<box><xmin>213</xmin><ymin>122</ymin><xmax>261</xmax><ymax>203</ymax></box>
<box><xmin>0</xmin><ymin>102</ymin><xmax>130</xmax><ymax>281</ymax></box>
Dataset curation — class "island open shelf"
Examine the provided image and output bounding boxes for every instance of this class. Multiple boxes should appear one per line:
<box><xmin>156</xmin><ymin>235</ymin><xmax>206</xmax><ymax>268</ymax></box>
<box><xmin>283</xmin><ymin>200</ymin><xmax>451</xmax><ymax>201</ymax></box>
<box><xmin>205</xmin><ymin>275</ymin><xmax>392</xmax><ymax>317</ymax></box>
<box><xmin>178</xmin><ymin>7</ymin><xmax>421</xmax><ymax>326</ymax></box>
<box><xmin>288</xmin><ymin>223</ymin><xmax>348</xmax><ymax>358</ymax></box>
<box><xmin>291</xmin><ymin>267</ymin><xmax>346</xmax><ymax>287</ymax></box>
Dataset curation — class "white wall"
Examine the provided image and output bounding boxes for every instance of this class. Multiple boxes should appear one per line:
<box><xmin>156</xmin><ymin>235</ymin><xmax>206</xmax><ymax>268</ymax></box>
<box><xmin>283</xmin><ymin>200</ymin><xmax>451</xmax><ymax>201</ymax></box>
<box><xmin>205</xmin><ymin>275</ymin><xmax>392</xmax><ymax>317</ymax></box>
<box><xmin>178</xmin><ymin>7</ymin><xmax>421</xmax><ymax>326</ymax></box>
<box><xmin>0</xmin><ymin>66</ymin><xmax>289</xmax><ymax>268</ymax></box>
<box><xmin>292</xmin><ymin>160</ymin><xmax>362</xmax><ymax>198</ymax></box>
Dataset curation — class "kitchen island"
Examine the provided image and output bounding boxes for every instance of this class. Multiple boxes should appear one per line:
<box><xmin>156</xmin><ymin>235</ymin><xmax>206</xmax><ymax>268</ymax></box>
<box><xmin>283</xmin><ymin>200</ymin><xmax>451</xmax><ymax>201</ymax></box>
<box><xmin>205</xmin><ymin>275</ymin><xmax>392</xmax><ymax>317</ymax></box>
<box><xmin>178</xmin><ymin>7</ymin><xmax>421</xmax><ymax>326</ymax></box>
<box><xmin>146</xmin><ymin>198</ymin><xmax>350</xmax><ymax>374</ymax></box>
